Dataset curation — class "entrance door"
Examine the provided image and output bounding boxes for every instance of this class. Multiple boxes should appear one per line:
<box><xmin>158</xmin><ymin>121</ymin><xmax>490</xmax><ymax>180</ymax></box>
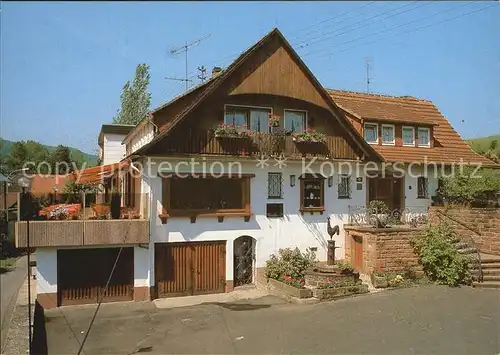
<box><xmin>155</xmin><ymin>242</ymin><xmax>226</xmax><ymax>298</ymax></box>
<box><xmin>57</xmin><ymin>247</ymin><xmax>134</xmax><ymax>306</ymax></box>
<box><xmin>234</xmin><ymin>236</ymin><xmax>255</xmax><ymax>287</ymax></box>
<box><xmin>353</xmin><ymin>236</ymin><xmax>363</xmax><ymax>271</ymax></box>
<box><xmin>368</xmin><ymin>176</ymin><xmax>403</xmax><ymax>210</ymax></box>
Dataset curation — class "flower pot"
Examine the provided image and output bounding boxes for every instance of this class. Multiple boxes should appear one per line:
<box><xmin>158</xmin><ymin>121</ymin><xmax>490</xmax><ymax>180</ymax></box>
<box><xmin>110</xmin><ymin>194</ymin><xmax>121</xmax><ymax>219</ymax></box>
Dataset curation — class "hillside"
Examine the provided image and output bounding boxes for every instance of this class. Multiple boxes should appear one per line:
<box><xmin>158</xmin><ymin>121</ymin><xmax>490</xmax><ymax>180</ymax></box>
<box><xmin>0</xmin><ymin>138</ymin><xmax>97</xmax><ymax>167</ymax></box>
<box><xmin>467</xmin><ymin>134</ymin><xmax>500</xmax><ymax>154</ymax></box>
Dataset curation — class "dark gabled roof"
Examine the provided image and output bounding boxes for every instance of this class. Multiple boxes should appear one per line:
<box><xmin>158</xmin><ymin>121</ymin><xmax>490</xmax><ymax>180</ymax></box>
<box><xmin>135</xmin><ymin>28</ymin><xmax>381</xmax><ymax>161</ymax></box>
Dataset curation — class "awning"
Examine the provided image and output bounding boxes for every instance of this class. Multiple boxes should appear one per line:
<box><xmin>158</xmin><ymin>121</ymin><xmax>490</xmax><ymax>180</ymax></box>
<box><xmin>71</xmin><ymin>161</ymin><xmax>129</xmax><ymax>184</ymax></box>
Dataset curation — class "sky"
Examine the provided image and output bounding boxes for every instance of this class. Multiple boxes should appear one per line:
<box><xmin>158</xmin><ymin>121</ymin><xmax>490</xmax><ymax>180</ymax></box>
<box><xmin>1</xmin><ymin>1</ymin><xmax>499</xmax><ymax>154</ymax></box>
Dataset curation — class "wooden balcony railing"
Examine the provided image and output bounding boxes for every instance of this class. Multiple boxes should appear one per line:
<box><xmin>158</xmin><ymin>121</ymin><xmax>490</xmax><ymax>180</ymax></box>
<box><xmin>15</xmin><ymin>219</ymin><xmax>149</xmax><ymax>248</ymax></box>
<box><xmin>153</xmin><ymin>129</ymin><xmax>360</xmax><ymax>160</ymax></box>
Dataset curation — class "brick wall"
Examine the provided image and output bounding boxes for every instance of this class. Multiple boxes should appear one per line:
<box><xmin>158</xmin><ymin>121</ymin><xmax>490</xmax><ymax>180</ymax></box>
<box><xmin>344</xmin><ymin>226</ymin><xmax>423</xmax><ymax>275</ymax></box>
<box><xmin>429</xmin><ymin>206</ymin><xmax>500</xmax><ymax>256</ymax></box>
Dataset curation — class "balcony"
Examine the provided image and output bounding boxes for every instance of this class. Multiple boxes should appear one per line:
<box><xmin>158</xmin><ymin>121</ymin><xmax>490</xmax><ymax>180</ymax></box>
<box><xmin>151</xmin><ymin>129</ymin><xmax>360</xmax><ymax>161</ymax></box>
<box><xmin>15</xmin><ymin>194</ymin><xmax>150</xmax><ymax>248</ymax></box>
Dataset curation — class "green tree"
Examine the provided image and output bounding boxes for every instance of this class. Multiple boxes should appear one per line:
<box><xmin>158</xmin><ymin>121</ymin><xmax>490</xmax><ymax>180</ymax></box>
<box><xmin>5</xmin><ymin>141</ymin><xmax>28</xmax><ymax>172</ymax></box>
<box><xmin>25</xmin><ymin>140</ymin><xmax>51</xmax><ymax>174</ymax></box>
<box><xmin>113</xmin><ymin>63</ymin><xmax>151</xmax><ymax>125</ymax></box>
<box><xmin>51</xmin><ymin>145</ymin><xmax>73</xmax><ymax>174</ymax></box>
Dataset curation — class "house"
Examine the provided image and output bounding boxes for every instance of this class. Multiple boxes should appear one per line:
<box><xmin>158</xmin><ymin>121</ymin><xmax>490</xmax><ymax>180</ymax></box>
<box><xmin>98</xmin><ymin>124</ymin><xmax>135</xmax><ymax>165</ymax></box>
<box><xmin>16</xmin><ymin>28</ymin><xmax>494</xmax><ymax>308</ymax></box>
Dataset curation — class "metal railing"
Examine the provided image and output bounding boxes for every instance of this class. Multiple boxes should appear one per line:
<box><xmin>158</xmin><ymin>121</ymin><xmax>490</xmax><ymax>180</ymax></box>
<box><xmin>348</xmin><ymin>205</ymin><xmax>429</xmax><ymax>228</ymax></box>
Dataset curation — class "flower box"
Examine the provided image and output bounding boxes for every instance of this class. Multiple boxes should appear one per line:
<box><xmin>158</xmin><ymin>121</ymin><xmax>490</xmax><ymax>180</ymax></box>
<box><xmin>292</xmin><ymin>129</ymin><xmax>326</xmax><ymax>144</ymax></box>
<box><xmin>313</xmin><ymin>284</ymin><xmax>368</xmax><ymax>300</ymax></box>
<box><xmin>267</xmin><ymin>278</ymin><xmax>313</xmax><ymax>299</ymax></box>
<box><xmin>214</xmin><ymin>123</ymin><xmax>253</xmax><ymax>139</ymax></box>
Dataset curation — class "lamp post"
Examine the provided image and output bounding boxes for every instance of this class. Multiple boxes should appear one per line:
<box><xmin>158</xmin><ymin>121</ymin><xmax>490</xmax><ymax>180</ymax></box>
<box><xmin>17</xmin><ymin>175</ymin><xmax>31</xmax><ymax>355</ymax></box>
<box><xmin>4</xmin><ymin>168</ymin><xmax>29</xmax><ymax>238</ymax></box>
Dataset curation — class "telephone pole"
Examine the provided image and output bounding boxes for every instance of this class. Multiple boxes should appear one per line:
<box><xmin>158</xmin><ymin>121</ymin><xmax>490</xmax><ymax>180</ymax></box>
<box><xmin>169</xmin><ymin>35</ymin><xmax>211</xmax><ymax>91</ymax></box>
<box><xmin>197</xmin><ymin>66</ymin><xmax>207</xmax><ymax>83</ymax></box>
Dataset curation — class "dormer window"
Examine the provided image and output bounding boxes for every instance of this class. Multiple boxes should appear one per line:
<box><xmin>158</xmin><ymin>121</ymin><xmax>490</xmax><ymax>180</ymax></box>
<box><xmin>381</xmin><ymin>124</ymin><xmax>395</xmax><ymax>145</ymax></box>
<box><xmin>364</xmin><ymin>123</ymin><xmax>378</xmax><ymax>144</ymax></box>
<box><xmin>402</xmin><ymin>126</ymin><xmax>415</xmax><ymax>146</ymax></box>
<box><xmin>417</xmin><ymin>127</ymin><xmax>431</xmax><ymax>147</ymax></box>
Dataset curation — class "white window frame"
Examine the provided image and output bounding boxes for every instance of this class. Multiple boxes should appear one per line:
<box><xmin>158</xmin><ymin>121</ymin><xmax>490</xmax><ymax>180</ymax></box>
<box><xmin>417</xmin><ymin>127</ymin><xmax>431</xmax><ymax>148</ymax></box>
<box><xmin>363</xmin><ymin>123</ymin><xmax>379</xmax><ymax>144</ymax></box>
<box><xmin>402</xmin><ymin>126</ymin><xmax>415</xmax><ymax>147</ymax></box>
<box><xmin>284</xmin><ymin>109</ymin><xmax>307</xmax><ymax>133</ymax></box>
<box><xmin>381</xmin><ymin>124</ymin><xmax>395</xmax><ymax>146</ymax></box>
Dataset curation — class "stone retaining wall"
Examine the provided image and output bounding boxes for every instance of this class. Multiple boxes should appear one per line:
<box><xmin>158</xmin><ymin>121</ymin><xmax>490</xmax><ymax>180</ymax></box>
<box><xmin>429</xmin><ymin>206</ymin><xmax>500</xmax><ymax>256</ymax></box>
<box><xmin>344</xmin><ymin>226</ymin><xmax>423</xmax><ymax>275</ymax></box>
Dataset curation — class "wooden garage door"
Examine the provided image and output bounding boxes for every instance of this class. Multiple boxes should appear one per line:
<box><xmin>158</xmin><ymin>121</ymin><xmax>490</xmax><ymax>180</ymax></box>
<box><xmin>155</xmin><ymin>242</ymin><xmax>226</xmax><ymax>298</ymax></box>
<box><xmin>57</xmin><ymin>247</ymin><xmax>134</xmax><ymax>306</ymax></box>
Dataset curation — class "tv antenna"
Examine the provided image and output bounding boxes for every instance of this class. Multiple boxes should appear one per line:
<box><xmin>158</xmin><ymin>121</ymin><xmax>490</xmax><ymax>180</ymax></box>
<box><xmin>365</xmin><ymin>57</ymin><xmax>372</xmax><ymax>94</ymax></box>
<box><xmin>168</xmin><ymin>35</ymin><xmax>211</xmax><ymax>91</ymax></box>
<box><xmin>197</xmin><ymin>66</ymin><xmax>207</xmax><ymax>83</ymax></box>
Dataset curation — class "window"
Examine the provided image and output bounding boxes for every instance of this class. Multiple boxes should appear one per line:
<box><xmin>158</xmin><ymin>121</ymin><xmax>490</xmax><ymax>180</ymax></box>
<box><xmin>364</xmin><ymin>123</ymin><xmax>378</xmax><ymax>144</ymax></box>
<box><xmin>224</xmin><ymin>106</ymin><xmax>271</xmax><ymax>133</ymax></box>
<box><xmin>266</xmin><ymin>203</ymin><xmax>283</xmax><ymax>218</ymax></box>
<box><xmin>402</xmin><ymin>126</ymin><xmax>415</xmax><ymax>146</ymax></box>
<box><xmin>299</xmin><ymin>174</ymin><xmax>325</xmax><ymax>214</ymax></box>
<box><xmin>381</xmin><ymin>124</ymin><xmax>395</xmax><ymax>145</ymax></box>
<box><xmin>284</xmin><ymin>110</ymin><xmax>306</xmax><ymax>133</ymax></box>
<box><xmin>268</xmin><ymin>173</ymin><xmax>283</xmax><ymax>199</ymax></box>
<box><xmin>417</xmin><ymin>177</ymin><xmax>428</xmax><ymax>199</ymax></box>
<box><xmin>417</xmin><ymin>127</ymin><xmax>431</xmax><ymax>147</ymax></box>
<box><xmin>338</xmin><ymin>175</ymin><xmax>351</xmax><ymax>199</ymax></box>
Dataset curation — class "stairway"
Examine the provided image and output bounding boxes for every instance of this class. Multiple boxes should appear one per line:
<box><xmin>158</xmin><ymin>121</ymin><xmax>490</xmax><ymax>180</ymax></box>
<box><xmin>472</xmin><ymin>255</ymin><xmax>500</xmax><ymax>289</ymax></box>
<box><xmin>451</xmin><ymin>237</ymin><xmax>500</xmax><ymax>289</ymax></box>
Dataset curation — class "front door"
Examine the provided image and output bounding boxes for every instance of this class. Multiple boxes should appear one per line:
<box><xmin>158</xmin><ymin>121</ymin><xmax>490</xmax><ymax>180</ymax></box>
<box><xmin>368</xmin><ymin>176</ymin><xmax>403</xmax><ymax>210</ymax></box>
<box><xmin>155</xmin><ymin>242</ymin><xmax>226</xmax><ymax>298</ymax></box>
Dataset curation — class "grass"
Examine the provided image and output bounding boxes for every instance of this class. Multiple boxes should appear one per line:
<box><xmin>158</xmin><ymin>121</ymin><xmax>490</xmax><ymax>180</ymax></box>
<box><xmin>466</xmin><ymin>134</ymin><xmax>500</xmax><ymax>154</ymax></box>
<box><xmin>0</xmin><ymin>257</ymin><xmax>18</xmax><ymax>273</ymax></box>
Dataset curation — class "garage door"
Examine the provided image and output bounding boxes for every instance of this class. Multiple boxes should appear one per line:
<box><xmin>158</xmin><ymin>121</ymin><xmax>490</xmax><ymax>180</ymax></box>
<box><xmin>57</xmin><ymin>247</ymin><xmax>134</xmax><ymax>306</ymax></box>
<box><xmin>155</xmin><ymin>242</ymin><xmax>226</xmax><ymax>298</ymax></box>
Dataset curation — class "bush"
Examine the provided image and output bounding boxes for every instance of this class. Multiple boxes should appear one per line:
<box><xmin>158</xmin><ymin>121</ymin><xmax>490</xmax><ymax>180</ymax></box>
<box><xmin>438</xmin><ymin>167</ymin><xmax>500</xmax><ymax>206</ymax></box>
<box><xmin>410</xmin><ymin>223</ymin><xmax>471</xmax><ymax>286</ymax></box>
<box><xmin>335</xmin><ymin>260</ymin><xmax>355</xmax><ymax>274</ymax></box>
<box><xmin>265</xmin><ymin>247</ymin><xmax>316</xmax><ymax>280</ymax></box>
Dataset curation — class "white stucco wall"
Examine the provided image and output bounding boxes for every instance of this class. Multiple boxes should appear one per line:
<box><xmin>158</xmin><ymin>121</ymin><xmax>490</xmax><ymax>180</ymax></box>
<box><xmin>36</xmin><ymin>248</ymin><xmax>58</xmax><ymax>294</ymax></box>
<box><xmin>404</xmin><ymin>164</ymin><xmax>438</xmax><ymax>211</ymax></box>
<box><xmin>134</xmin><ymin>246</ymin><xmax>150</xmax><ymax>287</ymax></box>
<box><xmin>102</xmin><ymin>133</ymin><xmax>128</xmax><ymax>165</ymax></box>
<box><xmin>146</xmin><ymin>159</ymin><xmax>366</xmax><ymax>285</ymax></box>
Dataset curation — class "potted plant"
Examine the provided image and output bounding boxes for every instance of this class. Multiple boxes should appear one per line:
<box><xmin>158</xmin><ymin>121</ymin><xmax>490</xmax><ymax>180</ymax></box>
<box><xmin>110</xmin><ymin>188</ymin><xmax>121</xmax><ymax>219</ymax></box>
<box><xmin>292</xmin><ymin>129</ymin><xmax>326</xmax><ymax>143</ymax></box>
<box><xmin>367</xmin><ymin>200</ymin><xmax>390</xmax><ymax>226</ymax></box>
<box><xmin>268</xmin><ymin>113</ymin><xmax>280</xmax><ymax>128</ymax></box>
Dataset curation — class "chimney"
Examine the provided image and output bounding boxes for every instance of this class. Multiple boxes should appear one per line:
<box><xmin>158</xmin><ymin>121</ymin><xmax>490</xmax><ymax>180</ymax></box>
<box><xmin>211</xmin><ymin>66</ymin><xmax>222</xmax><ymax>79</ymax></box>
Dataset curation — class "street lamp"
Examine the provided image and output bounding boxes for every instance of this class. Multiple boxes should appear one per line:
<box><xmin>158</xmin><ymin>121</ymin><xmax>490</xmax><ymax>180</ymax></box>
<box><xmin>17</xmin><ymin>175</ymin><xmax>32</xmax><ymax>355</ymax></box>
<box><xmin>3</xmin><ymin>168</ymin><xmax>29</xmax><ymax>243</ymax></box>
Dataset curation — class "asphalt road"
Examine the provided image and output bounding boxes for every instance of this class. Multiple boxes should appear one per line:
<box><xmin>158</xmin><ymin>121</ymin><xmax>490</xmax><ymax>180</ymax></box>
<box><xmin>0</xmin><ymin>256</ymin><xmax>27</xmax><ymax>351</ymax></box>
<box><xmin>44</xmin><ymin>285</ymin><xmax>500</xmax><ymax>354</ymax></box>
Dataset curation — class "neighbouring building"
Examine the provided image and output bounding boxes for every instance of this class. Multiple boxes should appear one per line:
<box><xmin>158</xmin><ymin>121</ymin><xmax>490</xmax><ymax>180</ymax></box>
<box><xmin>16</xmin><ymin>28</ymin><xmax>496</xmax><ymax>308</ymax></box>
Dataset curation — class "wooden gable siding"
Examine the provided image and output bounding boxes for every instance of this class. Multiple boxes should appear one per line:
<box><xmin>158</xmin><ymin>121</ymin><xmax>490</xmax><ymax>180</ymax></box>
<box><xmin>228</xmin><ymin>37</ymin><xmax>329</xmax><ymax>109</ymax></box>
<box><xmin>149</xmin><ymin>94</ymin><xmax>363</xmax><ymax>160</ymax></box>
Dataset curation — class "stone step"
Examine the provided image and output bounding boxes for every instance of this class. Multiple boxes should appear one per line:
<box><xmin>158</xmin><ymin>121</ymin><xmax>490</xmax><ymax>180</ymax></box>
<box><xmin>458</xmin><ymin>248</ymin><xmax>479</xmax><ymax>255</ymax></box>
<box><xmin>481</xmin><ymin>275</ymin><xmax>500</xmax><ymax>282</ymax></box>
<box><xmin>481</xmin><ymin>269</ymin><xmax>500</xmax><ymax>276</ymax></box>
<box><xmin>472</xmin><ymin>281</ymin><xmax>500</xmax><ymax>289</ymax></box>
<box><xmin>476</xmin><ymin>263</ymin><xmax>500</xmax><ymax>269</ymax></box>
<box><xmin>481</xmin><ymin>258</ymin><xmax>500</xmax><ymax>264</ymax></box>
<box><xmin>454</xmin><ymin>242</ymin><xmax>469</xmax><ymax>250</ymax></box>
